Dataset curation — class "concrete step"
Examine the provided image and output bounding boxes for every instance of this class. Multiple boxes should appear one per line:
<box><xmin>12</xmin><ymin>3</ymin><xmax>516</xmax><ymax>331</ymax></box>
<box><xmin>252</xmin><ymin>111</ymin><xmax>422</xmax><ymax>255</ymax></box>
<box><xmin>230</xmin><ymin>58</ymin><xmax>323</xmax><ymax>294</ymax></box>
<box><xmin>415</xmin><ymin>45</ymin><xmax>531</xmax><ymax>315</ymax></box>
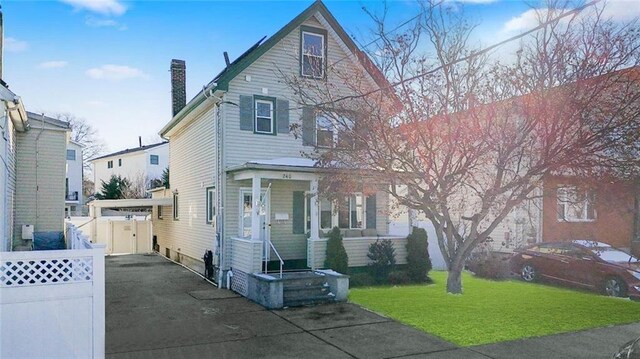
<box><xmin>283</xmin><ymin>293</ymin><xmax>336</xmax><ymax>308</ymax></box>
<box><xmin>281</xmin><ymin>275</ymin><xmax>326</xmax><ymax>289</ymax></box>
<box><xmin>283</xmin><ymin>284</ymin><xmax>330</xmax><ymax>301</ymax></box>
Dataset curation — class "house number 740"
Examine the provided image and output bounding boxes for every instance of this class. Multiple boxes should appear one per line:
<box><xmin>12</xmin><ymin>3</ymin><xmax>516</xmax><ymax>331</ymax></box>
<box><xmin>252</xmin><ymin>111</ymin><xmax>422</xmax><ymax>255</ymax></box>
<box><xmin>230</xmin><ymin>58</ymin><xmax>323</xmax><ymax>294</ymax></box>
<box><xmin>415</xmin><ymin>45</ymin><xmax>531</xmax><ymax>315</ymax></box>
<box><xmin>282</xmin><ymin>173</ymin><xmax>292</xmax><ymax>179</ymax></box>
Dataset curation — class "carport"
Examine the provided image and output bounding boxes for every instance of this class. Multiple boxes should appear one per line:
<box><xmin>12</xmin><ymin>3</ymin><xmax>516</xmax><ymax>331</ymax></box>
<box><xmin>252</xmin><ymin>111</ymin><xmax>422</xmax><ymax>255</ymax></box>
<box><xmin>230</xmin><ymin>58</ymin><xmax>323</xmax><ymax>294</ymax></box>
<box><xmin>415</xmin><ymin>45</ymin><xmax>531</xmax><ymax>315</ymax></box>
<box><xmin>85</xmin><ymin>198</ymin><xmax>172</xmax><ymax>255</ymax></box>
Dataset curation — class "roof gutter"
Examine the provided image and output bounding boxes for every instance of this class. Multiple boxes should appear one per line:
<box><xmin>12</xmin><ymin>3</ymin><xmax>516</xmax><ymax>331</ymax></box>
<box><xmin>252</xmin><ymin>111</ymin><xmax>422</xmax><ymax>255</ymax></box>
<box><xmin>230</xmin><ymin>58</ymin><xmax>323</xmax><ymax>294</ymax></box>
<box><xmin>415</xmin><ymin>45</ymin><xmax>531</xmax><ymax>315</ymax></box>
<box><xmin>159</xmin><ymin>83</ymin><xmax>227</xmax><ymax>139</ymax></box>
<box><xmin>0</xmin><ymin>85</ymin><xmax>28</xmax><ymax>132</ymax></box>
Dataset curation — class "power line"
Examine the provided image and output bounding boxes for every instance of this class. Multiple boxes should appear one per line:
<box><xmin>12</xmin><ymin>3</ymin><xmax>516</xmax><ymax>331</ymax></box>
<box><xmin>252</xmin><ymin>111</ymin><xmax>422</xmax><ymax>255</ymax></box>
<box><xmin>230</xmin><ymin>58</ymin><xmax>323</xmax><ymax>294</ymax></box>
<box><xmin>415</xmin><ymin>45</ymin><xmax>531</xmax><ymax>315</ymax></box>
<box><xmin>332</xmin><ymin>10</ymin><xmax>424</xmax><ymax>68</ymax></box>
<box><xmin>317</xmin><ymin>0</ymin><xmax>603</xmax><ymax>107</ymax></box>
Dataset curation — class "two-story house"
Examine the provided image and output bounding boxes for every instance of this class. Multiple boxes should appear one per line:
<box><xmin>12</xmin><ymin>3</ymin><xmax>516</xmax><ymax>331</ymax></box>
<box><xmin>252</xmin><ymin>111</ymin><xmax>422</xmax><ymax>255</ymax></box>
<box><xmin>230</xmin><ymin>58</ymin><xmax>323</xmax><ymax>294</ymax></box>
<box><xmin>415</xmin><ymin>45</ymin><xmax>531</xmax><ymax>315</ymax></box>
<box><xmin>65</xmin><ymin>140</ymin><xmax>83</xmax><ymax>216</ymax></box>
<box><xmin>90</xmin><ymin>141</ymin><xmax>168</xmax><ymax>195</ymax></box>
<box><xmin>151</xmin><ymin>1</ymin><xmax>408</xmax><ymax>300</ymax></box>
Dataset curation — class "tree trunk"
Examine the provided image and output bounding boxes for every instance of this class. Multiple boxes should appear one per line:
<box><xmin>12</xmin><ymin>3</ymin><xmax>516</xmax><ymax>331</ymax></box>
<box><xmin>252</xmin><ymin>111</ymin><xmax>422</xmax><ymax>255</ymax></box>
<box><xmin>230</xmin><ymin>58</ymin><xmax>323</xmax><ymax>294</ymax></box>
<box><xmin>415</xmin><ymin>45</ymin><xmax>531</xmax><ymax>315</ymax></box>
<box><xmin>446</xmin><ymin>262</ymin><xmax>464</xmax><ymax>294</ymax></box>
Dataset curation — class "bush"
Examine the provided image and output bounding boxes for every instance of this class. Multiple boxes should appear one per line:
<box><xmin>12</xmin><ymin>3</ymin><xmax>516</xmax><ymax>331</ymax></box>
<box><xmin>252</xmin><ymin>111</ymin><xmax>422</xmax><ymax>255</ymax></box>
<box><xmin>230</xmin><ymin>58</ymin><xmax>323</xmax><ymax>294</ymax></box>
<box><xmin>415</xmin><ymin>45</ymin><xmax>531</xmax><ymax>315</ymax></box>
<box><xmin>367</xmin><ymin>239</ymin><xmax>396</xmax><ymax>283</ymax></box>
<box><xmin>349</xmin><ymin>272</ymin><xmax>376</xmax><ymax>287</ymax></box>
<box><xmin>324</xmin><ymin>227</ymin><xmax>349</xmax><ymax>274</ymax></box>
<box><xmin>466</xmin><ymin>250</ymin><xmax>512</xmax><ymax>280</ymax></box>
<box><xmin>388</xmin><ymin>270</ymin><xmax>412</xmax><ymax>285</ymax></box>
<box><xmin>406</xmin><ymin>227</ymin><xmax>432</xmax><ymax>283</ymax></box>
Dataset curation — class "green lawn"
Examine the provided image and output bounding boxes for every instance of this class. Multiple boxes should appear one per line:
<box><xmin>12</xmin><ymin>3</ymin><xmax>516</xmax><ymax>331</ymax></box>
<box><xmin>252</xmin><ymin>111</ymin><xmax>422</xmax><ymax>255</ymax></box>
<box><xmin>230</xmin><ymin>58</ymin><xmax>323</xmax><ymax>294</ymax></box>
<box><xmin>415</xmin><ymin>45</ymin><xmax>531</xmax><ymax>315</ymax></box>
<box><xmin>349</xmin><ymin>271</ymin><xmax>640</xmax><ymax>346</ymax></box>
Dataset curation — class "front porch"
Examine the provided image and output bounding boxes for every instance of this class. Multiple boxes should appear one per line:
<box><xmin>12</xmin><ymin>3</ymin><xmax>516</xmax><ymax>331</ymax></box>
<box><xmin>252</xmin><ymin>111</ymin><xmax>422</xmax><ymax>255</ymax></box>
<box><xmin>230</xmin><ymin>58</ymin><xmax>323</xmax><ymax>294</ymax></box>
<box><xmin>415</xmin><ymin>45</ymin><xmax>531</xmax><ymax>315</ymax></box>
<box><xmin>225</xmin><ymin>158</ymin><xmax>409</xmax><ymax>306</ymax></box>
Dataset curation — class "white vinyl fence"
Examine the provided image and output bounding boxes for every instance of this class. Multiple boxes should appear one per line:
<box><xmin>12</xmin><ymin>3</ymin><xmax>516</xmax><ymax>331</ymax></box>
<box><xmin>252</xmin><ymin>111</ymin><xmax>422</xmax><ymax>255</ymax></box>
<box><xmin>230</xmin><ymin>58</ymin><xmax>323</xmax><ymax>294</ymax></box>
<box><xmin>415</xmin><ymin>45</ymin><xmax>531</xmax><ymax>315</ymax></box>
<box><xmin>0</xmin><ymin>223</ymin><xmax>105</xmax><ymax>359</ymax></box>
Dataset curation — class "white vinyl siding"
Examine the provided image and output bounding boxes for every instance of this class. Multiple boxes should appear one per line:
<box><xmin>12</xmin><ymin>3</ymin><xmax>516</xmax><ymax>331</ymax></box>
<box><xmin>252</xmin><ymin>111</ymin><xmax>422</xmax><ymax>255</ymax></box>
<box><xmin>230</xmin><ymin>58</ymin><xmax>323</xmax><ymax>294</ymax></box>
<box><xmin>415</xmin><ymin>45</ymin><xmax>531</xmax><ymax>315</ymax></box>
<box><xmin>14</xmin><ymin>121</ymin><xmax>68</xmax><ymax>239</ymax></box>
<box><xmin>223</xmin><ymin>15</ymin><xmax>376</xmax><ymax>167</ymax></box>
<box><xmin>151</xmin><ymin>107</ymin><xmax>216</xmax><ymax>271</ymax></box>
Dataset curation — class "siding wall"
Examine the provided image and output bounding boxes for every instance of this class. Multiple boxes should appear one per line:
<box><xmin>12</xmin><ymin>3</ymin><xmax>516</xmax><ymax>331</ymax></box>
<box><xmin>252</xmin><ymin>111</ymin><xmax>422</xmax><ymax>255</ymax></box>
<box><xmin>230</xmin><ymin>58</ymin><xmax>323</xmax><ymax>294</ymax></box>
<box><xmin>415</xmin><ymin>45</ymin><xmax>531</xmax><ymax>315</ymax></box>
<box><xmin>152</xmin><ymin>107</ymin><xmax>216</xmax><ymax>268</ymax></box>
<box><xmin>222</xmin><ymin>15</ymin><xmax>376</xmax><ymax>167</ymax></box>
<box><xmin>14</xmin><ymin>120</ymin><xmax>68</xmax><ymax>241</ymax></box>
<box><xmin>310</xmin><ymin>236</ymin><xmax>408</xmax><ymax>269</ymax></box>
<box><xmin>1</xmin><ymin>111</ymin><xmax>17</xmax><ymax>250</ymax></box>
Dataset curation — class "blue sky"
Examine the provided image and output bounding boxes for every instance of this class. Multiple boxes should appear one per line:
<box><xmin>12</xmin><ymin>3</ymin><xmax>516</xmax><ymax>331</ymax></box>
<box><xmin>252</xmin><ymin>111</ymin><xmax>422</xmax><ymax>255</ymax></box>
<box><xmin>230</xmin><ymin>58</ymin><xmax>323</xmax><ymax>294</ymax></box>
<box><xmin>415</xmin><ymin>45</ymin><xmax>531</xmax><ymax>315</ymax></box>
<box><xmin>3</xmin><ymin>0</ymin><xmax>638</xmax><ymax>153</ymax></box>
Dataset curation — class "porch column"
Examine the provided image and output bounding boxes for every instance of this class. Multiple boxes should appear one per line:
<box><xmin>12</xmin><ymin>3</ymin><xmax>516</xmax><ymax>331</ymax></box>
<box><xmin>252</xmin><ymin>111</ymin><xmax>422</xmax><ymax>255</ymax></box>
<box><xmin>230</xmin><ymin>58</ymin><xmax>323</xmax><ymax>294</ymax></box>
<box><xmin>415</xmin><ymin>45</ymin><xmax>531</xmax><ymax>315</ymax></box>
<box><xmin>251</xmin><ymin>175</ymin><xmax>262</xmax><ymax>241</ymax></box>
<box><xmin>310</xmin><ymin>179</ymin><xmax>320</xmax><ymax>241</ymax></box>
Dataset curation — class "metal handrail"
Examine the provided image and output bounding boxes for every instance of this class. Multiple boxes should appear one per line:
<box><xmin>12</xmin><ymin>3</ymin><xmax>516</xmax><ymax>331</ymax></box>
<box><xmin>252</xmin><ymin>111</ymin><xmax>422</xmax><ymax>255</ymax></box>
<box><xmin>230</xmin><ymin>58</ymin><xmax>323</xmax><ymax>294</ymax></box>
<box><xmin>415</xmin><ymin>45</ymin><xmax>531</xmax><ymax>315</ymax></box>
<box><xmin>268</xmin><ymin>240</ymin><xmax>284</xmax><ymax>279</ymax></box>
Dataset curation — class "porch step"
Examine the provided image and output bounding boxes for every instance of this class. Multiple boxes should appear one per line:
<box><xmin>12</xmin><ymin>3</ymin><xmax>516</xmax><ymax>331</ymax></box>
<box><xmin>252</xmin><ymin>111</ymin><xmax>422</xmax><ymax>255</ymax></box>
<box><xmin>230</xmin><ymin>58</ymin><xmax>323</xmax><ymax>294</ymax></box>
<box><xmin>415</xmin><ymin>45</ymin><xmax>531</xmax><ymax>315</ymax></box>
<box><xmin>284</xmin><ymin>294</ymin><xmax>335</xmax><ymax>308</ymax></box>
<box><xmin>280</xmin><ymin>271</ymin><xmax>335</xmax><ymax>307</ymax></box>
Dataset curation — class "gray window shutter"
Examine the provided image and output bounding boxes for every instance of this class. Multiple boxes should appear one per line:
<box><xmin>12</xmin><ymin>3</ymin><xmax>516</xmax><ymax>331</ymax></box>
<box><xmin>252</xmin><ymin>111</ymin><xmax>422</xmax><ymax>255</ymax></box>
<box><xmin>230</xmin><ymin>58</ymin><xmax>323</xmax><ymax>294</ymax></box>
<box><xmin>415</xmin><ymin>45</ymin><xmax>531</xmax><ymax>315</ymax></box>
<box><xmin>293</xmin><ymin>191</ymin><xmax>305</xmax><ymax>234</ymax></box>
<box><xmin>239</xmin><ymin>95</ymin><xmax>253</xmax><ymax>131</ymax></box>
<box><xmin>302</xmin><ymin>106</ymin><xmax>315</xmax><ymax>146</ymax></box>
<box><xmin>366</xmin><ymin>194</ymin><xmax>377</xmax><ymax>229</ymax></box>
<box><xmin>276</xmin><ymin>99</ymin><xmax>289</xmax><ymax>134</ymax></box>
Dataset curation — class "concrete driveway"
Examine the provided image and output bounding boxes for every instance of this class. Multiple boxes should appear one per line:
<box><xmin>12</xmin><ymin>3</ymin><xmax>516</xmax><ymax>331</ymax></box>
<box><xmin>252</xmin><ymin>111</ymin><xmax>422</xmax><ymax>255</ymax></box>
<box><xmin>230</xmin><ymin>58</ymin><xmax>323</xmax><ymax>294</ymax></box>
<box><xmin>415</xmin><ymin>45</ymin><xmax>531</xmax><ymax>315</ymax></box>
<box><xmin>105</xmin><ymin>254</ymin><xmax>459</xmax><ymax>358</ymax></box>
<box><xmin>106</xmin><ymin>254</ymin><xmax>638</xmax><ymax>358</ymax></box>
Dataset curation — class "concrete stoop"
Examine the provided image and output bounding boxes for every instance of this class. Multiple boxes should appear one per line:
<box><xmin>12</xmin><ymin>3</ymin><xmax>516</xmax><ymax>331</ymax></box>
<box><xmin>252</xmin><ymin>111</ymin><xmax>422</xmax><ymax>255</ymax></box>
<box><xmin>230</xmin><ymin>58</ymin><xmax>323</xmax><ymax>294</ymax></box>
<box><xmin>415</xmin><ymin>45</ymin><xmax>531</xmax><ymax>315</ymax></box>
<box><xmin>246</xmin><ymin>270</ymin><xmax>349</xmax><ymax>309</ymax></box>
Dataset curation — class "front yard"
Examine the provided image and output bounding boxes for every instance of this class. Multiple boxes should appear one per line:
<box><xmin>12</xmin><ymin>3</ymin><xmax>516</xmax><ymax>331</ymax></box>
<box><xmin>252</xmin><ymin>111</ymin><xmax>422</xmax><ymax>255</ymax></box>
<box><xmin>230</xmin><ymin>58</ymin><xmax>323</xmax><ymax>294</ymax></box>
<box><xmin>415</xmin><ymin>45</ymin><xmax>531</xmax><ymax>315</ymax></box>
<box><xmin>349</xmin><ymin>271</ymin><xmax>640</xmax><ymax>346</ymax></box>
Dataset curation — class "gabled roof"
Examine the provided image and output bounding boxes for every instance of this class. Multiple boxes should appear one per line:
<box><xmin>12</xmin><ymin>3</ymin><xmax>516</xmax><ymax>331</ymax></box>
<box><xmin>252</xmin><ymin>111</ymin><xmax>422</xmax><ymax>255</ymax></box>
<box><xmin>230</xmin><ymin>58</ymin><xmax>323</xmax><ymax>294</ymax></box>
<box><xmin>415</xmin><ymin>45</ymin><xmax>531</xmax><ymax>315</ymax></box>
<box><xmin>160</xmin><ymin>0</ymin><xmax>393</xmax><ymax>137</ymax></box>
<box><xmin>26</xmin><ymin>111</ymin><xmax>71</xmax><ymax>130</ymax></box>
<box><xmin>90</xmin><ymin>141</ymin><xmax>168</xmax><ymax>162</ymax></box>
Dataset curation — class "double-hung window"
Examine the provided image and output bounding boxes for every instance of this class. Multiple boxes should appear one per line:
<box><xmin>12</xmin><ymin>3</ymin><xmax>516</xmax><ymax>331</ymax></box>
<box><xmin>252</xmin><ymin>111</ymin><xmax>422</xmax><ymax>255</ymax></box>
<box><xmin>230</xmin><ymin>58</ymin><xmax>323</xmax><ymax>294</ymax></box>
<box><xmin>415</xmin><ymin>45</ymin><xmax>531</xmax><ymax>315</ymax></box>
<box><xmin>66</xmin><ymin>149</ymin><xmax>76</xmax><ymax>161</ymax></box>
<box><xmin>254</xmin><ymin>97</ymin><xmax>275</xmax><ymax>135</ymax></box>
<box><xmin>301</xmin><ymin>27</ymin><xmax>326</xmax><ymax>78</ymax></box>
<box><xmin>557</xmin><ymin>186</ymin><xmax>596</xmax><ymax>222</ymax></box>
<box><xmin>316</xmin><ymin>113</ymin><xmax>354</xmax><ymax>148</ymax></box>
<box><xmin>319</xmin><ymin>193</ymin><xmax>365</xmax><ymax>230</ymax></box>
<box><xmin>150</xmin><ymin>155</ymin><xmax>159</xmax><ymax>165</ymax></box>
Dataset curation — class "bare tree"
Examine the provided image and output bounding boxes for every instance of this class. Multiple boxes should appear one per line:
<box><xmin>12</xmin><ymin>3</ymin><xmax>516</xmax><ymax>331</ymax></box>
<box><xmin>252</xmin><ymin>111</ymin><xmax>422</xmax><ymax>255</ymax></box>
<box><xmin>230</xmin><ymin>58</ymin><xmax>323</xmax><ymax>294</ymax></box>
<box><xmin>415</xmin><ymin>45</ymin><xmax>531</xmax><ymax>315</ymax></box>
<box><xmin>283</xmin><ymin>0</ymin><xmax>640</xmax><ymax>294</ymax></box>
<box><xmin>55</xmin><ymin>113</ymin><xmax>106</xmax><ymax>173</ymax></box>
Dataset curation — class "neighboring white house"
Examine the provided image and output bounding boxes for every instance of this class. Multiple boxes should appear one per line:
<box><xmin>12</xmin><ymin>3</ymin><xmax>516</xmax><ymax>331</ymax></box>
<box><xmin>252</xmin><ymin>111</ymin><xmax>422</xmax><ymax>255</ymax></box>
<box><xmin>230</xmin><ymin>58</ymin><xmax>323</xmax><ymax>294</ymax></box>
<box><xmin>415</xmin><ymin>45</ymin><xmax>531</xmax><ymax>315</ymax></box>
<box><xmin>151</xmin><ymin>1</ymin><xmax>404</xmax><ymax>299</ymax></box>
<box><xmin>66</xmin><ymin>140</ymin><xmax>83</xmax><ymax>216</ymax></box>
<box><xmin>13</xmin><ymin>112</ymin><xmax>71</xmax><ymax>249</ymax></box>
<box><xmin>90</xmin><ymin>141</ymin><xmax>168</xmax><ymax>194</ymax></box>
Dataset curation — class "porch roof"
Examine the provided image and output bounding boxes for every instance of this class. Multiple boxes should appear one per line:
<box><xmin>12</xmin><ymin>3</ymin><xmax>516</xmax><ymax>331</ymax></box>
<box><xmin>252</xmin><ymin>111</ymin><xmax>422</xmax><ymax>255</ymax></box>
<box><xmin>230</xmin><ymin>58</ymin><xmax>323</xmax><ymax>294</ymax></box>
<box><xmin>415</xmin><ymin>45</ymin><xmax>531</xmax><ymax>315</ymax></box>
<box><xmin>227</xmin><ymin>157</ymin><xmax>318</xmax><ymax>173</ymax></box>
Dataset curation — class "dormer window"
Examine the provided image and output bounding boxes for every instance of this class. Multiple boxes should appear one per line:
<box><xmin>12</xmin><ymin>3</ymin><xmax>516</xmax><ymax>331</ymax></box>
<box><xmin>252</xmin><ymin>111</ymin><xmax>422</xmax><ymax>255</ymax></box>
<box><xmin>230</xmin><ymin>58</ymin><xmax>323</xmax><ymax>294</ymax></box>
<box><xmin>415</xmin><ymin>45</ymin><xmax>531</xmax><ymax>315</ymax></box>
<box><xmin>301</xmin><ymin>26</ymin><xmax>326</xmax><ymax>78</ymax></box>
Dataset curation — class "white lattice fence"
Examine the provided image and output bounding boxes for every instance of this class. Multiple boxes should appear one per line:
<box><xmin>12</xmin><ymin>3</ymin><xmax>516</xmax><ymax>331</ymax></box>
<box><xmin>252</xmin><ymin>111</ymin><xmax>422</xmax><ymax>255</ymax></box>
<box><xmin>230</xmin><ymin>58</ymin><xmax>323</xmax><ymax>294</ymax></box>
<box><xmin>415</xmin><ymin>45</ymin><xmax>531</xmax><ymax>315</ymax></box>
<box><xmin>0</xmin><ymin>227</ymin><xmax>106</xmax><ymax>359</ymax></box>
<box><xmin>1</xmin><ymin>257</ymin><xmax>93</xmax><ymax>286</ymax></box>
<box><xmin>230</xmin><ymin>269</ymin><xmax>249</xmax><ymax>296</ymax></box>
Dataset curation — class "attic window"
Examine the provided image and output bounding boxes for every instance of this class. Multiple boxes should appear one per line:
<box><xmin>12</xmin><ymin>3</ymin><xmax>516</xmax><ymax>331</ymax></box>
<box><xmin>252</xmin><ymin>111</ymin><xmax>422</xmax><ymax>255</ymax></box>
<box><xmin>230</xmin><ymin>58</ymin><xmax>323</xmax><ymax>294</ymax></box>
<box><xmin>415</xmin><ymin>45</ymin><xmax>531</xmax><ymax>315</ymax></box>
<box><xmin>301</xmin><ymin>27</ymin><xmax>326</xmax><ymax>78</ymax></box>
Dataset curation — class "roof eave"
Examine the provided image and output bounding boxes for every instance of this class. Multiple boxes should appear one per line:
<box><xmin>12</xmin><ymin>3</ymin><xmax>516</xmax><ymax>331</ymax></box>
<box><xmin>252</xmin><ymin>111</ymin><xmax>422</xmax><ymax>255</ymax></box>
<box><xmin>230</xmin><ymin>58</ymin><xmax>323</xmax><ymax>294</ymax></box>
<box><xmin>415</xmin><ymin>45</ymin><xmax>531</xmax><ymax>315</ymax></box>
<box><xmin>159</xmin><ymin>84</ymin><xmax>225</xmax><ymax>138</ymax></box>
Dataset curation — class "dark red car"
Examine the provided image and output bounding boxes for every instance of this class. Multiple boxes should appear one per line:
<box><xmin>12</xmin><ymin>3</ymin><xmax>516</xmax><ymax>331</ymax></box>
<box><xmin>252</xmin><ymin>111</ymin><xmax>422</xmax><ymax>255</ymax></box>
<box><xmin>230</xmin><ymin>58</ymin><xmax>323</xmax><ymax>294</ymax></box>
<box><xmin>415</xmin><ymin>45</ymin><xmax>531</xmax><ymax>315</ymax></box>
<box><xmin>509</xmin><ymin>240</ymin><xmax>640</xmax><ymax>299</ymax></box>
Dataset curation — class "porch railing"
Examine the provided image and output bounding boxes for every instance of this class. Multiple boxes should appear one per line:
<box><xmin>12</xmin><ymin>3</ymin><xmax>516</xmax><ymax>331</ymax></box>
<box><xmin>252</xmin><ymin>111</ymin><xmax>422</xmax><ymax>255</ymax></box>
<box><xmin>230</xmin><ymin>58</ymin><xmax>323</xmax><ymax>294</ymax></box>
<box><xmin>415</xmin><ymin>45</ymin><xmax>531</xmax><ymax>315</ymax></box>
<box><xmin>267</xmin><ymin>240</ymin><xmax>284</xmax><ymax>279</ymax></box>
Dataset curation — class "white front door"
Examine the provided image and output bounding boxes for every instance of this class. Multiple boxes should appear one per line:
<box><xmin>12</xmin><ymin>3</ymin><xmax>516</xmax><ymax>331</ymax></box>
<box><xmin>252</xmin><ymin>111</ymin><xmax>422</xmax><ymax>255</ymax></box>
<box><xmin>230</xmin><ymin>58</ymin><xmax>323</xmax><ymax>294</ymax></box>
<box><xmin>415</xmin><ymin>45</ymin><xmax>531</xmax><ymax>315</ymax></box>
<box><xmin>239</xmin><ymin>188</ymin><xmax>269</xmax><ymax>242</ymax></box>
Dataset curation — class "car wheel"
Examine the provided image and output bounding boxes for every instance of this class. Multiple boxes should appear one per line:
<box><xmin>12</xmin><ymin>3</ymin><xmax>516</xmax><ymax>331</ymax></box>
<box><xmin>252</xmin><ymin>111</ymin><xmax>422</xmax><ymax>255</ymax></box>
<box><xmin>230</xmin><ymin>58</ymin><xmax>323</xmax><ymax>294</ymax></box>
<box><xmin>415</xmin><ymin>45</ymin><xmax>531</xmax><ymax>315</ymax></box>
<box><xmin>521</xmin><ymin>263</ymin><xmax>537</xmax><ymax>282</ymax></box>
<box><xmin>604</xmin><ymin>277</ymin><xmax>628</xmax><ymax>298</ymax></box>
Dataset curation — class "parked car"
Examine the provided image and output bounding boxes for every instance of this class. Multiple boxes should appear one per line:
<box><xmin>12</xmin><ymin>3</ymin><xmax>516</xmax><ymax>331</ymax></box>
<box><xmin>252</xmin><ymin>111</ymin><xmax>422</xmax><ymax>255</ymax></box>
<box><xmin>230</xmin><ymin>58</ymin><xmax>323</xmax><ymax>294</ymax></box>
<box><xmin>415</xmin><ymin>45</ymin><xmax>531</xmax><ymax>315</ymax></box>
<box><xmin>509</xmin><ymin>240</ymin><xmax>640</xmax><ymax>299</ymax></box>
<box><xmin>614</xmin><ymin>336</ymin><xmax>640</xmax><ymax>358</ymax></box>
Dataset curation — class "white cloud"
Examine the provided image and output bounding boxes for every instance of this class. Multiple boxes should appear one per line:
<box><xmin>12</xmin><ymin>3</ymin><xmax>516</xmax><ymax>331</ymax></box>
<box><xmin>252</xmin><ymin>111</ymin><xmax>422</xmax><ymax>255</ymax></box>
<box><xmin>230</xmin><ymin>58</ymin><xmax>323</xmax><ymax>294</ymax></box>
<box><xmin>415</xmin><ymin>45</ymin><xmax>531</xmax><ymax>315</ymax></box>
<box><xmin>502</xmin><ymin>9</ymin><xmax>546</xmax><ymax>33</ymax></box>
<box><xmin>60</xmin><ymin>0</ymin><xmax>126</xmax><ymax>16</ymax></box>
<box><xmin>85</xmin><ymin>16</ymin><xmax>127</xmax><ymax>30</ymax></box>
<box><xmin>37</xmin><ymin>61</ymin><xmax>69</xmax><ymax>69</ymax></box>
<box><xmin>503</xmin><ymin>1</ymin><xmax>640</xmax><ymax>34</ymax></box>
<box><xmin>86</xmin><ymin>64</ymin><xmax>149</xmax><ymax>81</ymax></box>
<box><xmin>5</xmin><ymin>37</ymin><xmax>29</xmax><ymax>53</ymax></box>
<box><xmin>600</xmin><ymin>0</ymin><xmax>640</xmax><ymax>22</ymax></box>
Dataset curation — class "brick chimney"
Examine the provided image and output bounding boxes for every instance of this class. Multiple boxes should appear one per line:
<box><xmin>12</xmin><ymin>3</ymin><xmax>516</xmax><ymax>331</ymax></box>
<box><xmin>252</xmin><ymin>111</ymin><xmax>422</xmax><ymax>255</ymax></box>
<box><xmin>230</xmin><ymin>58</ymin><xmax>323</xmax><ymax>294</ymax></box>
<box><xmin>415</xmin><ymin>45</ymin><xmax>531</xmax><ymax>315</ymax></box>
<box><xmin>170</xmin><ymin>59</ymin><xmax>186</xmax><ymax>116</ymax></box>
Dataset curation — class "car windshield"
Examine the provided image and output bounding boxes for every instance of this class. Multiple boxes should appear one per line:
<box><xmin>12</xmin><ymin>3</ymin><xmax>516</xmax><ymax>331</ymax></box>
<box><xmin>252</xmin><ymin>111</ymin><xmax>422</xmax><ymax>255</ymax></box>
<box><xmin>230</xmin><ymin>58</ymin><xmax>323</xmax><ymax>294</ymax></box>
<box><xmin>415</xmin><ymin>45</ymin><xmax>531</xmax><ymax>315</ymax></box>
<box><xmin>590</xmin><ymin>247</ymin><xmax>639</xmax><ymax>263</ymax></box>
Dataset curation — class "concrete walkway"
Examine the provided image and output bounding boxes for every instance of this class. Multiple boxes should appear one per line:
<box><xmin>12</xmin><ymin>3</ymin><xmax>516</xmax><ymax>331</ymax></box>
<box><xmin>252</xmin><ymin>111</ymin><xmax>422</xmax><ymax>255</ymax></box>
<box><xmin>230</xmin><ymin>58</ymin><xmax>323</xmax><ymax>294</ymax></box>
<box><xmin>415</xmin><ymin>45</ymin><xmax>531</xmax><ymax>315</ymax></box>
<box><xmin>105</xmin><ymin>254</ymin><xmax>638</xmax><ymax>358</ymax></box>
